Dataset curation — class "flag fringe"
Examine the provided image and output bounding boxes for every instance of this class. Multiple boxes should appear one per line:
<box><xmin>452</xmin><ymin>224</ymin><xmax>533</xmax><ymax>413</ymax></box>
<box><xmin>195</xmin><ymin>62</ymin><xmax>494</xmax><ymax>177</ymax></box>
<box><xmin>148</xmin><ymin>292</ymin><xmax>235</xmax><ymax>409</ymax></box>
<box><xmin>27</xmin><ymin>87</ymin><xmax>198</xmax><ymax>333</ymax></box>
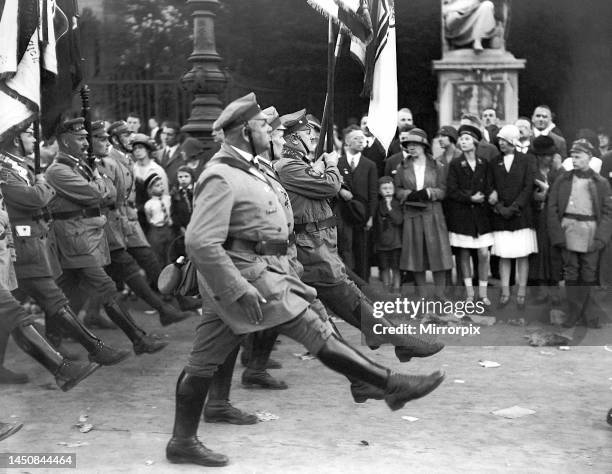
<box><xmin>307</xmin><ymin>0</ymin><xmax>372</xmax><ymax>46</ymax></box>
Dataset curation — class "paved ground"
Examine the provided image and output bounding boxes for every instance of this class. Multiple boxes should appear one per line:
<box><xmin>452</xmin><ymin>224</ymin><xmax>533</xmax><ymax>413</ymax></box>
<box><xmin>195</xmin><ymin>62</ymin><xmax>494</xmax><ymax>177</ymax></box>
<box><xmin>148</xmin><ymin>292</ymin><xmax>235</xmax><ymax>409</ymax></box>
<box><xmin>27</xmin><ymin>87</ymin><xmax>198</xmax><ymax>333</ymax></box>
<box><xmin>2</xmin><ymin>291</ymin><xmax>612</xmax><ymax>473</ymax></box>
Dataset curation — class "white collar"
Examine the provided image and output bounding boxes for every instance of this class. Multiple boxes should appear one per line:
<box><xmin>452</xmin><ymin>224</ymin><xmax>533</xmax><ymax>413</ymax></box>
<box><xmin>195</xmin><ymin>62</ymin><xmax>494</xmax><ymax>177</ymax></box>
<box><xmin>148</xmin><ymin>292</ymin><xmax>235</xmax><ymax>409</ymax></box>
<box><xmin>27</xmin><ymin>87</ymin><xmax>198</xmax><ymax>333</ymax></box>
<box><xmin>533</xmin><ymin>123</ymin><xmax>556</xmax><ymax>137</ymax></box>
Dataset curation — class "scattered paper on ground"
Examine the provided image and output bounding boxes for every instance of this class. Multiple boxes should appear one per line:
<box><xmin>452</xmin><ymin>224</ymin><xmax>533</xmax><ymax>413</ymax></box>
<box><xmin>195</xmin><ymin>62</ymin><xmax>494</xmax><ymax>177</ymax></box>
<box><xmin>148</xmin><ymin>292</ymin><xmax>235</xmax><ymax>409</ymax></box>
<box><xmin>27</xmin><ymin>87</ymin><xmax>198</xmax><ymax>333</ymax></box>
<box><xmin>539</xmin><ymin>351</ymin><xmax>554</xmax><ymax>356</ymax></box>
<box><xmin>492</xmin><ymin>406</ymin><xmax>536</xmax><ymax>419</ymax></box>
<box><xmin>401</xmin><ymin>416</ymin><xmax>419</xmax><ymax>422</ymax></box>
<box><xmin>453</xmin><ymin>379</ymin><xmax>465</xmax><ymax>384</ymax></box>
<box><xmin>604</xmin><ymin>346</ymin><xmax>612</xmax><ymax>352</ymax></box>
<box><xmin>479</xmin><ymin>360</ymin><xmax>501</xmax><ymax>368</ymax></box>
<box><xmin>145</xmin><ymin>460</ymin><xmax>155</xmax><ymax>466</ymax></box>
<box><xmin>293</xmin><ymin>352</ymin><xmax>316</xmax><ymax>360</ymax></box>
<box><xmin>255</xmin><ymin>411</ymin><xmax>279</xmax><ymax>421</ymax></box>
<box><xmin>57</xmin><ymin>441</ymin><xmax>89</xmax><ymax>448</ymax></box>
<box><xmin>558</xmin><ymin>346</ymin><xmax>570</xmax><ymax>351</ymax></box>
<box><xmin>75</xmin><ymin>414</ymin><xmax>93</xmax><ymax>433</ymax></box>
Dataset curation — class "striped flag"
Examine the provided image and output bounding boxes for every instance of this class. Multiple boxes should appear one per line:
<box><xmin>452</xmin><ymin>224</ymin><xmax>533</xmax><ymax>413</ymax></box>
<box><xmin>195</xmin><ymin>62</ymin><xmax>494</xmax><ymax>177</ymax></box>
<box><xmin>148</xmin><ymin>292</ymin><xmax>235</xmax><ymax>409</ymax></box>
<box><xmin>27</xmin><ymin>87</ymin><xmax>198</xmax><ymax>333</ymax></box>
<box><xmin>350</xmin><ymin>0</ymin><xmax>397</xmax><ymax>152</ymax></box>
<box><xmin>307</xmin><ymin>0</ymin><xmax>374</xmax><ymax>45</ymax></box>
<box><xmin>0</xmin><ymin>0</ymin><xmax>59</xmax><ymax>140</ymax></box>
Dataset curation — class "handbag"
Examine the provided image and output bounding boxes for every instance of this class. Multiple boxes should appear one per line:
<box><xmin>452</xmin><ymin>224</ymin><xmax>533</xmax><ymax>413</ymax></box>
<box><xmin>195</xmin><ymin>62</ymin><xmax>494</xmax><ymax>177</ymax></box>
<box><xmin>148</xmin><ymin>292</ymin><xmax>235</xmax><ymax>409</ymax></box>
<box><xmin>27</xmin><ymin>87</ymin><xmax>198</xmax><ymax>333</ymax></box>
<box><xmin>158</xmin><ymin>257</ymin><xmax>199</xmax><ymax>297</ymax></box>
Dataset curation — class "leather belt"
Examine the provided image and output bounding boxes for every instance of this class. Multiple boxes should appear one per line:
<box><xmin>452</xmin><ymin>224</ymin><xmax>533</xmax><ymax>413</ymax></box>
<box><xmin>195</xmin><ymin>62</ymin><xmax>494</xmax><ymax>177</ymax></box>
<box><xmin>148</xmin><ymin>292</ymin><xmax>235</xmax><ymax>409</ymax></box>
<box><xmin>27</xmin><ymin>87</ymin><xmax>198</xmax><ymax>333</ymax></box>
<box><xmin>563</xmin><ymin>213</ymin><xmax>596</xmax><ymax>222</ymax></box>
<box><xmin>31</xmin><ymin>209</ymin><xmax>53</xmax><ymax>222</ymax></box>
<box><xmin>293</xmin><ymin>216</ymin><xmax>336</xmax><ymax>234</ymax></box>
<box><xmin>223</xmin><ymin>237</ymin><xmax>289</xmax><ymax>256</ymax></box>
<box><xmin>51</xmin><ymin>207</ymin><xmax>101</xmax><ymax>220</ymax></box>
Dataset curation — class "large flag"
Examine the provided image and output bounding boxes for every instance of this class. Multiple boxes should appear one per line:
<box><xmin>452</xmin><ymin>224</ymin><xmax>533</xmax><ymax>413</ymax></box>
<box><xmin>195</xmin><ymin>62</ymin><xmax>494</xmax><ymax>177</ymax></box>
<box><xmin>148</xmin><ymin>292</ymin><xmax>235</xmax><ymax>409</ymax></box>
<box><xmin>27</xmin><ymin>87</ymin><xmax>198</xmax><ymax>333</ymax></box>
<box><xmin>0</xmin><ymin>0</ymin><xmax>59</xmax><ymax>140</ymax></box>
<box><xmin>307</xmin><ymin>0</ymin><xmax>374</xmax><ymax>45</ymax></box>
<box><xmin>350</xmin><ymin>0</ymin><xmax>397</xmax><ymax>152</ymax></box>
<box><xmin>41</xmin><ymin>0</ymin><xmax>83</xmax><ymax>138</ymax></box>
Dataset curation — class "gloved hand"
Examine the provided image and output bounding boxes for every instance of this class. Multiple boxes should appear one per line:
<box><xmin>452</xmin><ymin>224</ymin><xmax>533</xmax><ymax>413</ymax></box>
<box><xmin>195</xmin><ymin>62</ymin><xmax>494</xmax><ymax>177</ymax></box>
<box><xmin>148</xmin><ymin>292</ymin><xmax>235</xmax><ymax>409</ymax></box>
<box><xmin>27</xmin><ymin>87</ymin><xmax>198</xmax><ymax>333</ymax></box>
<box><xmin>496</xmin><ymin>205</ymin><xmax>514</xmax><ymax>219</ymax></box>
<box><xmin>414</xmin><ymin>189</ymin><xmax>429</xmax><ymax>201</ymax></box>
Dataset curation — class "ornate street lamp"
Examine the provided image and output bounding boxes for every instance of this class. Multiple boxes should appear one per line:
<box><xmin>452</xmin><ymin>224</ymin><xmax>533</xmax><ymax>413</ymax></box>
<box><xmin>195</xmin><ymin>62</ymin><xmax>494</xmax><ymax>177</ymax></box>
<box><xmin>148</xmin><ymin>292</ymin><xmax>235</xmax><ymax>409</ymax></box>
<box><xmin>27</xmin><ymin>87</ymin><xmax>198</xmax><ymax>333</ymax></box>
<box><xmin>181</xmin><ymin>0</ymin><xmax>227</xmax><ymax>147</ymax></box>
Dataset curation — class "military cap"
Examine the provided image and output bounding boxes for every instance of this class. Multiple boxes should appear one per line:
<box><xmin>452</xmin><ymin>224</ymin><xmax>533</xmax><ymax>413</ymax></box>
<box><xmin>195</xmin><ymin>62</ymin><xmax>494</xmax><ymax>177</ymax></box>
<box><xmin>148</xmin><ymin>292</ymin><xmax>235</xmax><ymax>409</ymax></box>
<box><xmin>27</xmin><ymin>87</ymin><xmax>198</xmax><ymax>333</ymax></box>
<box><xmin>457</xmin><ymin>124</ymin><xmax>483</xmax><ymax>143</ymax></box>
<box><xmin>91</xmin><ymin>120</ymin><xmax>109</xmax><ymax>139</ymax></box>
<box><xmin>57</xmin><ymin>117</ymin><xmax>87</xmax><ymax>136</ymax></box>
<box><xmin>144</xmin><ymin>173</ymin><xmax>162</xmax><ymax>191</ymax></box>
<box><xmin>280</xmin><ymin>109</ymin><xmax>310</xmax><ymax>135</ymax></box>
<box><xmin>437</xmin><ymin>125</ymin><xmax>458</xmax><ymax>144</ymax></box>
<box><xmin>107</xmin><ymin>120</ymin><xmax>130</xmax><ymax>137</ymax></box>
<box><xmin>570</xmin><ymin>138</ymin><xmax>595</xmax><ymax>156</ymax></box>
<box><xmin>131</xmin><ymin>133</ymin><xmax>155</xmax><ymax>151</ymax></box>
<box><xmin>262</xmin><ymin>106</ymin><xmax>283</xmax><ymax>131</ymax></box>
<box><xmin>306</xmin><ymin>114</ymin><xmax>321</xmax><ymax>132</ymax></box>
<box><xmin>212</xmin><ymin>92</ymin><xmax>266</xmax><ymax>132</ymax></box>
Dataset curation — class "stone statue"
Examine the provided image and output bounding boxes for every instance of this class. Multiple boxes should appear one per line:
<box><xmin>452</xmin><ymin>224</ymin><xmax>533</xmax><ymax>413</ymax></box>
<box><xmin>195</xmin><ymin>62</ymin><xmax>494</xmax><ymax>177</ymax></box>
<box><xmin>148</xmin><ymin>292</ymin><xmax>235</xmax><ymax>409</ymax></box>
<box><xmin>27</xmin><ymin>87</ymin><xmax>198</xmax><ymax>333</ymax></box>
<box><xmin>442</xmin><ymin>0</ymin><xmax>508</xmax><ymax>52</ymax></box>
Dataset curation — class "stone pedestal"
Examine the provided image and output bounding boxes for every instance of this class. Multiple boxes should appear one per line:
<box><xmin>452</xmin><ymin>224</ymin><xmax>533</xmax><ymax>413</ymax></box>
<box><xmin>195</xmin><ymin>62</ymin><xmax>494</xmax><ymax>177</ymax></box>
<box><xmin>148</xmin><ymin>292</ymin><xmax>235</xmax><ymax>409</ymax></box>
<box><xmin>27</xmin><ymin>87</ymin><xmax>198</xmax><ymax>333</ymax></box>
<box><xmin>432</xmin><ymin>49</ymin><xmax>525</xmax><ymax>128</ymax></box>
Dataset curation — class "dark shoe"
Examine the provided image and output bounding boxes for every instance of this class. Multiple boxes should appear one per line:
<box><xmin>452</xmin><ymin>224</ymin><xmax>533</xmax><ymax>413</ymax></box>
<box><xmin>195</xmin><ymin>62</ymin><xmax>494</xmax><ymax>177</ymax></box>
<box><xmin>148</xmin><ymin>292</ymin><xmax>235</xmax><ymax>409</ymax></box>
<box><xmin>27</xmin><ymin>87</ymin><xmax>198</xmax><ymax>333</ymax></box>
<box><xmin>241</xmin><ymin>369</ymin><xmax>288</xmax><ymax>390</ymax></box>
<box><xmin>0</xmin><ymin>367</ymin><xmax>28</xmax><ymax>384</ymax></box>
<box><xmin>204</xmin><ymin>402</ymin><xmax>258</xmax><ymax>425</ymax></box>
<box><xmin>158</xmin><ymin>304</ymin><xmax>193</xmax><ymax>327</ymax></box>
<box><xmin>83</xmin><ymin>312</ymin><xmax>117</xmax><ymax>330</ymax></box>
<box><xmin>350</xmin><ymin>380</ymin><xmax>385</xmax><ymax>403</ymax></box>
<box><xmin>0</xmin><ymin>422</ymin><xmax>23</xmax><ymax>442</ymax></box>
<box><xmin>384</xmin><ymin>371</ymin><xmax>445</xmax><ymax>411</ymax></box>
<box><xmin>166</xmin><ymin>437</ymin><xmax>229</xmax><ymax>467</ymax></box>
<box><xmin>265</xmin><ymin>358</ymin><xmax>282</xmax><ymax>369</ymax></box>
<box><xmin>56</xmin><ymin>361</ymin><xmax>101</xmax><ymax>392</ymax></box>
<box><xmin>394</xmin><ymin>341</ymin><xmax>444</xmax><ymax>362</ymax></box>
<box><xmin>88</xmin><ymin>341</ymin><xmax>131</xmax><ymax>366</ymax></box>
<box><xmin>133</xmin><ymin>335</ymin><xmax>168</xmax><ymax>355</ymax></box>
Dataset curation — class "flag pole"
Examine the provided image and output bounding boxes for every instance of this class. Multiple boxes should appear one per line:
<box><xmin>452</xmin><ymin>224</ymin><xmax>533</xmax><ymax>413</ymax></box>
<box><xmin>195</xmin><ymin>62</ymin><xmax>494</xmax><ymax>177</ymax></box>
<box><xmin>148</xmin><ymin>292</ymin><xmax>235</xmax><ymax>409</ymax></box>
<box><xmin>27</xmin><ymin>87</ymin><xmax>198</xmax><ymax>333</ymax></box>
<box><xmin>34</xmin><ymin>0</ymin><xmax>44</xmax><ymax>175</ymax></box>
<box><xmin>315</xmin><ymin>19</ymin><xmax>342</xmax><ymax>158</ymax></box>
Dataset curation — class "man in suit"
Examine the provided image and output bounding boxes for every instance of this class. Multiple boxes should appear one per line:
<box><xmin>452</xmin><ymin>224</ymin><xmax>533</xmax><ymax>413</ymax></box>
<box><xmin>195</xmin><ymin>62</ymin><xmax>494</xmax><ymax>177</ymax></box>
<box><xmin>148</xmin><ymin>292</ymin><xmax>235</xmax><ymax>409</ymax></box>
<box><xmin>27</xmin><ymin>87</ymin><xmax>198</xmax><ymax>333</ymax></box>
<box><xmin>166</xmin><ymin>93</ymin><xmax>444</xmax><ymax>467</ymax></box>
<box><xmin>387</xmin><ymin>108</ymin><xmax>415</xmax><ymax>157</ymax></box>
<box><xmin>126</xmin><ymin>112</ymin><xmax>142</xmax><ymax>133</ymax></box>
<box><xmin>337</xmin><ymin>125</ymin><xmax>378</xmax><ymax>280</ymax></box>
<box><xmin>481</xmin><ymin>108</ymin><xmax>499</xmax><ymax>145</ymax></box>
<box><xmin>158</xmin><ymin>121</ymin><xmax>182</xmax><ymax>185</ymax></box>
<box><xmin>532</xmin><ymin>105</ymin><xmax>567</xmax><ymax>158</ymax></box>
<box><xmin>360</xmin><ymin>114</ymin><xmax>387</xmax><ymax>177</ymax></box>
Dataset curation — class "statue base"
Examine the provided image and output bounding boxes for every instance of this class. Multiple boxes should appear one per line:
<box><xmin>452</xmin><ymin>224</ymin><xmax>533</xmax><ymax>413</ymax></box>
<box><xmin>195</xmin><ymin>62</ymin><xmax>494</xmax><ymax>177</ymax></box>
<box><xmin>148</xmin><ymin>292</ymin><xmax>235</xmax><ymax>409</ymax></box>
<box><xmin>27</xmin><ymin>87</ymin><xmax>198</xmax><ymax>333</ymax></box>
<box><xmin>432</xmin><ymin>49</ymin><xmax>526</xmax><ymax>128</ymax></box>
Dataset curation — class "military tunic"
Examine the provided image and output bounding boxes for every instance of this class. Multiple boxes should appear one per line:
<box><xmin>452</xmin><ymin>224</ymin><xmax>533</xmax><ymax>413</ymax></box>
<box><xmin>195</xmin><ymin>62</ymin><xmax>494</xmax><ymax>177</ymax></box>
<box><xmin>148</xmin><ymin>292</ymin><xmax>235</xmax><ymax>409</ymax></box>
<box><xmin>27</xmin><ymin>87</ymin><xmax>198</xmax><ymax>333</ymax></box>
<box><xmin>275</xmin><ymin>147</ymin><xmax>346</xmax><ymax>284</ymax></box>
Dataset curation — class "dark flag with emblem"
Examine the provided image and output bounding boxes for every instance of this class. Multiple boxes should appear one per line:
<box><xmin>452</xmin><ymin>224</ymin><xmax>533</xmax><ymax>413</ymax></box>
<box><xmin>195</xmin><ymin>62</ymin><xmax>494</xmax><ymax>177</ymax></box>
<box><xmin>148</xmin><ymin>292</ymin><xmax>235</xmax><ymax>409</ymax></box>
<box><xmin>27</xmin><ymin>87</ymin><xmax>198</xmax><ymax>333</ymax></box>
<box><xmin>41</xmin><ymin>0</ymin><xmax>84</xmax><ymax>138</ymax></box>
<box><xmin>0</xmin><ymin>0</ymin><xmax>58</xmax><ymax>140</ymax></box>
<box><xmin>350</xmin><ymin>0</ymin><xmax>397</xmax><ymax>151</ymax></box>
<box><xmin>307</xmin><ymin>0</ymin><xmax>374</xmax><ymax>45</ymax></box>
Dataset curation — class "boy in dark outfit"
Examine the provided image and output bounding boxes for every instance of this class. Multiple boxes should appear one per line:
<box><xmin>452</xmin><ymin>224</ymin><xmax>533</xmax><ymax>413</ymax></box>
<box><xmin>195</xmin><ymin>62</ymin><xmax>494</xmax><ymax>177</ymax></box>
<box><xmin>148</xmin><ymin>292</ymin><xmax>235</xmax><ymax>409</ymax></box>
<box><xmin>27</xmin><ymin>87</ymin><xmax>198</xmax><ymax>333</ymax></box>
<box><xmin>373</xmin><ymin>177</ymin><xmax>404</xmax><ymax>293</ymax></box>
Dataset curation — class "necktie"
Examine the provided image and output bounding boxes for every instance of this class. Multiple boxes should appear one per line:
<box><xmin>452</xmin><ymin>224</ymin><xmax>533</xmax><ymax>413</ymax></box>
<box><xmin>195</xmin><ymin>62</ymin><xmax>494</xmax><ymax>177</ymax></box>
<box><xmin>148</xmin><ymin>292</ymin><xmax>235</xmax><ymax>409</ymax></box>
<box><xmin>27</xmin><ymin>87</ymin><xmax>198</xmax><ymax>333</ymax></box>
<box><xmin>159</xmin><ymin>196</ymin><xmax>169</xmax><ymax>225</ymax></box>
<box><xmin>350</xmin><ymin>156</ymin><xmax>356</xmax><ymax>171</ymax></box>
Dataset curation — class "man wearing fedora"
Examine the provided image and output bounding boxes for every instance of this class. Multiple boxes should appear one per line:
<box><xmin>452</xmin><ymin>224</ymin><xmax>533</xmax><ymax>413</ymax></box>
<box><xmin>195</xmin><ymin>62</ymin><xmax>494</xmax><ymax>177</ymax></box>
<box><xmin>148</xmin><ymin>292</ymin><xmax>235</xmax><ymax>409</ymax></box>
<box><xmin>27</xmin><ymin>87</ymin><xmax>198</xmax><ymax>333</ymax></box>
<box><xmin>548</xmin><ymin>139</ymin><xmax>612</xmax><ymax>328</ymax></box>
<box><xmin>166</xmin><ymin>93</ymin><xmax>444</xmax><ymax>467</ymax></box>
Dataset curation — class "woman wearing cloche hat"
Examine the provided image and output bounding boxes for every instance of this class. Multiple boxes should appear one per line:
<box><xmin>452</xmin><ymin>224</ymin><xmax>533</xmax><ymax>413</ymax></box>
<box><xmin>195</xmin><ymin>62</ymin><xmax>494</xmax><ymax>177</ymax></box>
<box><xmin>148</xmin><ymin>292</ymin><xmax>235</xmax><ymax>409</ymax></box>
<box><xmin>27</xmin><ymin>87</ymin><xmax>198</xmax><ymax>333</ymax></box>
<box><xmin>394</xmin><ymin>128</ymin><xmax>453</xmax><ymax>300</ymax></box>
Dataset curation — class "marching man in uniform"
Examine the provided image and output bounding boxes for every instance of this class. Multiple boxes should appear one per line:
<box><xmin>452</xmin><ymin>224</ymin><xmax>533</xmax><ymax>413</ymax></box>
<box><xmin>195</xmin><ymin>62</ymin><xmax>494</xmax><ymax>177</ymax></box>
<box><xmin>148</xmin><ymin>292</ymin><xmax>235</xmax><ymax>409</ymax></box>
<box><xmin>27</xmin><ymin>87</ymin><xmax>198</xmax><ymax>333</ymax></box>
<box><xmin>166</xmin><ymin>93</ymin><xmax>444</xmax><ymax>467</ymax></box>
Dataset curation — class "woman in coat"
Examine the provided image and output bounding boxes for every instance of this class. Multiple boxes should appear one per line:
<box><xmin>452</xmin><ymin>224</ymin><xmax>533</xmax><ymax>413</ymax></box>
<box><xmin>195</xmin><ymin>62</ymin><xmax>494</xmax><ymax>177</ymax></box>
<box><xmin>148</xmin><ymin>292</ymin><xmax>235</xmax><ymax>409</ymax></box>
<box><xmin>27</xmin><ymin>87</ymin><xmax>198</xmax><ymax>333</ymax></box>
<box><xmin>446</xmin><ymin>125</ymin><xmax>495</xmax><ymax>304</ymax></box>
<box><xmin>489</xmin><ymin>125</ymin><xmax>537</xmax><ymax>309</ymax></box>
<box><xmin>394</xmin><ymin>128</ymin><xmax>453</xmax><ymax>300</ymax></box>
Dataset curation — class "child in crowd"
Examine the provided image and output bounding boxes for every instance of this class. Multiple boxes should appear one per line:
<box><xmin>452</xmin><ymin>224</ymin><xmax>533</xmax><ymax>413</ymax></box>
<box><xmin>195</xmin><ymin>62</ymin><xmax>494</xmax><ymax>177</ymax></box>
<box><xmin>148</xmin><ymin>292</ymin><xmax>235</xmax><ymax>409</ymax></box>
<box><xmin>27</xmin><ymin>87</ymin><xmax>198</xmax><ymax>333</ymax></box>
<box><xmin>170</xmin><ymin>166</ymin><xmax>195</xmax><ymax>233</ymax></box>
<box><xmin>373</xmin><ymin>176</ymin><xmax>404</xmax><ymax>293</ymax></box>
<box><xmin>144</xmin><ymin>174</ymin><xmax>175</xmax><ymax>267</ymax></box>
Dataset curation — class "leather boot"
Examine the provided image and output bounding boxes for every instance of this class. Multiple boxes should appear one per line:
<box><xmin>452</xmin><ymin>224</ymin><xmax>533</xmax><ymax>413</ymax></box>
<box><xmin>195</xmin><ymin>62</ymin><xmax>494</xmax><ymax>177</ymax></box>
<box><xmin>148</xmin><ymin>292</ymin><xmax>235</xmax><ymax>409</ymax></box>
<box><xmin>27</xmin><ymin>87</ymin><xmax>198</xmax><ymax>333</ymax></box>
<box><xmin>316</xmin><ymin>334</ymin><xmax>445</xmax><ymax>411</ymax></box>
<box><xmin>204</xmin><ymin>346</ymin><xmax>258</xmax><ymax>425</ymax></box>
<box><xmin>0</xmin><ymin>421</ymin><xmax>23</xmax><ymax>442</ymax></box>
<box><xmin>241</xmin><ymin>329</ymin><xmax>287</xmax><ymax>390</ymax></box>
<box><xmin>52</xmin><ymin>306</ymin><xmax>130</xmax><ymax>365</ymax></box>
<box><xmin>166</xmin><ymin>371</ymin><xmax>229</xmax><ymax>467</ymax></box>
<box><xmin>125</xmin><ymin>275</ymin><xmax>192</xmax><ymax>327</ymax></box>
<box><xmin>356</xmin><ymin>299</ymin><xmax>444</xmax><ymax>361</ymax></box>
<box><xmin>103</xmin><ymin>300</ymin><xmax>168</xmax><ymax>354</ymax></box>
<box><xmin>0</xmin><ymin>330</ymin><xmax>28</xmax><ymax>384</ymax></box>
<box><xmin>45</xmin><ymin>312</ymin><xmax>82</xmax><ymax>360</ymax></box>
<box><xmin>12</xmin><ymin>323</ymin><xmax>100</xmax><ymax>391</ymax></box>
<box><xmin>83</xmin><ymin>296</ymin><xmax>117</xmax><ymax>330</ymax></box>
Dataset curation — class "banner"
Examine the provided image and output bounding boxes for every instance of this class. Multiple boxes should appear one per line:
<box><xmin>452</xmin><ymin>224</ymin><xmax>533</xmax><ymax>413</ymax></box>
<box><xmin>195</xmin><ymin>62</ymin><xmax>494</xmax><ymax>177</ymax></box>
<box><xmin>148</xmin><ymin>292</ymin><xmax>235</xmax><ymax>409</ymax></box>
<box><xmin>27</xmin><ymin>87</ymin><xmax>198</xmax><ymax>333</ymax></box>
<box><xmin>307</xmin><ymin>0</ymin><xmax>373</xmax><ymax>45</ymax></box>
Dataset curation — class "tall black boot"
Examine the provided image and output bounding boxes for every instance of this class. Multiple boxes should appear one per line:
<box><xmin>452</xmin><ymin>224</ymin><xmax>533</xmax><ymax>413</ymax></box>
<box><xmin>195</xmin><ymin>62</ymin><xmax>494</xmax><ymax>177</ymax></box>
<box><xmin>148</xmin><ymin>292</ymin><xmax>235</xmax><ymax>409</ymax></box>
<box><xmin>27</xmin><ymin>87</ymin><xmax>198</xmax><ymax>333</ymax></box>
<box><xmin>0</xmin><ymin>329</ymin><xmax>28</xmax><ymax>384</ymax></box>
<box><xmin>316</xmin><ymin>333</ymin><xmax>445</xmax><ymax>411</ymax></box>
<box><xmin>204</xmin><ymin>346</ymin><xmax>258</xmax><ymax>425</ymax></box>
<box><xmin>125</xmin><ymin>275</ymin><xmax>192</xmax><ymax>327</ymax></box>
<box><xmin>12</xmin><ymin>323</ymin><xmax>100</xmax><ymax>391</ymax></box>
<box><xmin>45</xmin><ymin>312</ymin><xmax>82</xmax><ymax>360</ymax></box>
<box><xmin>355</xmin><ymin>298</ymin><xmax>444</xmax><ymax>361</ymax></box>
<box><xmin>52</xmin><ymin>306</ymin><xmax>131</xmax><ymax>365</ymax></box>
<box><xmin>166</xmin><ymin>370</ymin><xmax>229</xmax><ymax>467</ymax></box>
<box><xmin>103</xmin><ymin>300</ymin><xmax>168</xmax><ymax>354</ymax></box>
<box><xmin>241</xmin><ymin>329</ymin><xmax>287</xmax><ymax>390</ymax></box>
